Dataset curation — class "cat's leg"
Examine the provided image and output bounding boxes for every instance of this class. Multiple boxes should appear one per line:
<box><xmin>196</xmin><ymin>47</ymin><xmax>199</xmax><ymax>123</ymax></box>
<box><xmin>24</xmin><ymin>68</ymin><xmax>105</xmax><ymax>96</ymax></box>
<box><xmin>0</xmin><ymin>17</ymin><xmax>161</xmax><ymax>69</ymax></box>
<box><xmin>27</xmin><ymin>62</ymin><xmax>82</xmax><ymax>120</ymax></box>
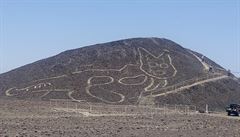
<box><xmin>144</xmin><ymin>78</ymin><xmax>167</xmax><ymax>92</ymax></box>
<box><xmin>137</xmin><ymin>78</ymin><xmax>167</xmax><ymax>101</ymax></box>
<box><xmin>136</xmin><ymin>78</ymin><xmax>167</xmax><ymax>105</ymax></box>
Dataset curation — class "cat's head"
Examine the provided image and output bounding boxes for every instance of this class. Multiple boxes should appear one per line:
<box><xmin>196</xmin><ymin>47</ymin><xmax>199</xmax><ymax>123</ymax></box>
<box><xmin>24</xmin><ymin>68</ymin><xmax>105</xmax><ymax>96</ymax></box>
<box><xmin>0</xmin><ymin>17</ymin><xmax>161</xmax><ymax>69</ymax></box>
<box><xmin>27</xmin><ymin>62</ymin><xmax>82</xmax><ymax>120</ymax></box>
<box><xmin>138</xmin><ymin>47</ymin><xmax>177</xmax><ymax>79</ymax></box>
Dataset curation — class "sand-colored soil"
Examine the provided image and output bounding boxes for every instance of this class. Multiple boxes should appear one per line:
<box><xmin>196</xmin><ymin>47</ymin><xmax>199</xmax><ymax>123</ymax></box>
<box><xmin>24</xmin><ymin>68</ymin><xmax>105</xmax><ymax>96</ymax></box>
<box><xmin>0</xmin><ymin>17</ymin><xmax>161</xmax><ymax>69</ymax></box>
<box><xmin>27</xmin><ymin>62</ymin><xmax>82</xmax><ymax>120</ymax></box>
<box><xmin>0</xmin><ymin>99</ymin><xmax>239</xmax><ymax>137</ymax></box>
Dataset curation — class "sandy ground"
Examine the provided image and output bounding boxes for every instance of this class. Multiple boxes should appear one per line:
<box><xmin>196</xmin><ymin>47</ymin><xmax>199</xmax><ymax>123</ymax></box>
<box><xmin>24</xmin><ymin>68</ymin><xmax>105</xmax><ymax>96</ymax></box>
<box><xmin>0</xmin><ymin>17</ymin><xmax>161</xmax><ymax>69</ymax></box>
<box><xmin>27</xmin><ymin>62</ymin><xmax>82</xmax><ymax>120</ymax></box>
<box><xmin>0</xmin><ymin>99</ymin><xmax>240</xmax><ymax>137</ymax></box>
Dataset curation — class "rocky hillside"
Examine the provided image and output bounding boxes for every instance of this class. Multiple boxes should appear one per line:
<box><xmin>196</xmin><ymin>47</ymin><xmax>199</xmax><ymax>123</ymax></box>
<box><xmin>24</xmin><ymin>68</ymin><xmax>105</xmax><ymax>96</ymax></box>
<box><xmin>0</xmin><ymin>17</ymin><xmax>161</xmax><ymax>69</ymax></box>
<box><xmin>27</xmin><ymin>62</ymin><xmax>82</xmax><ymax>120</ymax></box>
<box><xmin>0</xmin><ymin>37</ymin><xmax>239</xmax><ymax>110</ymax></box>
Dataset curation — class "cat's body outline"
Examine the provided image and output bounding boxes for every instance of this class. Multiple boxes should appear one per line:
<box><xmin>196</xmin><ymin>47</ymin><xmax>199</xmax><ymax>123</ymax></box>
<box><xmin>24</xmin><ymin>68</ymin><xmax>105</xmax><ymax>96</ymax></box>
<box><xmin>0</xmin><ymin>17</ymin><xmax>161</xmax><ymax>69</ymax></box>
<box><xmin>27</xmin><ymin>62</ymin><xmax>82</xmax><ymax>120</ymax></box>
<box><xmin>5</xmin><ymin>47</ymin><xmax>177</xmax><ymax>104</ymax></box>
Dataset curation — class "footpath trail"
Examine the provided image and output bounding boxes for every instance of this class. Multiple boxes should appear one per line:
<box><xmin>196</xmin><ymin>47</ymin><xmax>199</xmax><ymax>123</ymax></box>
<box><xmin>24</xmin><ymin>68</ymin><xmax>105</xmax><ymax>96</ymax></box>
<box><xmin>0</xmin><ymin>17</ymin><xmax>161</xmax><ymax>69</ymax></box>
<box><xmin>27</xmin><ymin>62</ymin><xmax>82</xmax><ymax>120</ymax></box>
<box><xmin>152</xmin><ymin>75</ymin><xmax>228</xmax><ymax>97</ymax></box>
<box><xmin>188</xmin><ymin>51</ymin><xmax>209</xmax><ymax>70</ymax></box>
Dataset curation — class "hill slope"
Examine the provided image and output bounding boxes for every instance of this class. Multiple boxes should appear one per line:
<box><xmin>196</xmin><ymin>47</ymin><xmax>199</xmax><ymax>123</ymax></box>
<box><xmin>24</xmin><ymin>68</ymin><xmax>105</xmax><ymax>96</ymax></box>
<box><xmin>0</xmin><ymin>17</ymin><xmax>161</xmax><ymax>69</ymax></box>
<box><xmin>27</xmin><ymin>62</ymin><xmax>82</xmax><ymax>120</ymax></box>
<box><xmin>0</xmin><ymin>37</ymin><xmax>239</xmax><ymax>110</ymax></box>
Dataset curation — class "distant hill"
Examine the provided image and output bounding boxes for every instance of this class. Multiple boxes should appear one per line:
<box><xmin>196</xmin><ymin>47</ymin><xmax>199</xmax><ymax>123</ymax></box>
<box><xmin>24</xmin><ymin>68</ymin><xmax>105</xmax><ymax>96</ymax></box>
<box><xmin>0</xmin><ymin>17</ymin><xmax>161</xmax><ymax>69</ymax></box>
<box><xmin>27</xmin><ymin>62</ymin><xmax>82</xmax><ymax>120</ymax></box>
<box><xmin>0</xmin><ymin>37</ymin><xmax>239</xmax><ymax>111</ymax></box>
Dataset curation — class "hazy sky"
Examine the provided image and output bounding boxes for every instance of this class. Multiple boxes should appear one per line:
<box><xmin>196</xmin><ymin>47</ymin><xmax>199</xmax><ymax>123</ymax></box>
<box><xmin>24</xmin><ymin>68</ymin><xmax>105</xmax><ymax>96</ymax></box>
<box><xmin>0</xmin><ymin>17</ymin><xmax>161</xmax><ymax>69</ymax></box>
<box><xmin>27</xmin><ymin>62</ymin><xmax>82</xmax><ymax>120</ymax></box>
<box><xmin>0</xmin><ymin>0</ymin><xmax>239</xmax><ymax>76</ymax></box>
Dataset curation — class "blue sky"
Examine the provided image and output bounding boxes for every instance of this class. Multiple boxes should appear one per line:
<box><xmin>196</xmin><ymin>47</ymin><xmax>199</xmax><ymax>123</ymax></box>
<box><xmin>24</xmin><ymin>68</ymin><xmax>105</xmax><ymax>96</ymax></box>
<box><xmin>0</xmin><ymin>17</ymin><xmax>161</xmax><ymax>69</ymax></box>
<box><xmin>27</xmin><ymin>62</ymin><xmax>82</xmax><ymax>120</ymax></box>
<box><xmin>0</xmin><ymin>0</ymin><xmax>239</xmax><ymax>76</ymax></box>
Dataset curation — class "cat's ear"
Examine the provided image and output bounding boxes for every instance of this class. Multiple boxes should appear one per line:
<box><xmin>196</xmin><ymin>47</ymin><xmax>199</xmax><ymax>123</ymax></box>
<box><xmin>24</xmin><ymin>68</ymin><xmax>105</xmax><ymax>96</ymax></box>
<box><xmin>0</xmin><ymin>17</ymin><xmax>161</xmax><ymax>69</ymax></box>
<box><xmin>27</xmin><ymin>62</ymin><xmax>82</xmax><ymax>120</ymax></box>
<box><xmin>157</xmin><ymin>49</ymin><xmax>170</xmax><ymax>58</ymax></box>
<box><xmin>138</xmin><ymin>47</ymin><xmax>156</xmax><ymax>60</ymax></box>
<box><xmin>159</xmin><ymin>51</ymin><xmax>171</xmax><ymax>63</ymax></box>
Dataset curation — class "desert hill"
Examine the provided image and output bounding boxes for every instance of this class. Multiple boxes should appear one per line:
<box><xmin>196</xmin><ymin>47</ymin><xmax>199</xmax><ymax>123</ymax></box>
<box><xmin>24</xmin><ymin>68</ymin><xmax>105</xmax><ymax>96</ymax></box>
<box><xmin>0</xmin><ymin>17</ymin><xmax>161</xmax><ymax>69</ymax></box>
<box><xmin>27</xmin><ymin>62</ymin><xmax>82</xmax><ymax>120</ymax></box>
<box><xmin>0</xmin><ymin>37</ymin><xmax>239</xmax><ymax>111</ymax></box>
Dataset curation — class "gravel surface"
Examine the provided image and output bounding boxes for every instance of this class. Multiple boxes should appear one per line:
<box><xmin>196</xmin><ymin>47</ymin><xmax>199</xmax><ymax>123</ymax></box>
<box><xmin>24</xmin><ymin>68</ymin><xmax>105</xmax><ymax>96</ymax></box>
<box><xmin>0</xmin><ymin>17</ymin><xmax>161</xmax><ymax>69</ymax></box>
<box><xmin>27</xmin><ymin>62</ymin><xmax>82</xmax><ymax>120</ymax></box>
<box><xmin>0</xmin><ymin>99</ymin><xmax>240</xmax><ymax>137</ymax></box>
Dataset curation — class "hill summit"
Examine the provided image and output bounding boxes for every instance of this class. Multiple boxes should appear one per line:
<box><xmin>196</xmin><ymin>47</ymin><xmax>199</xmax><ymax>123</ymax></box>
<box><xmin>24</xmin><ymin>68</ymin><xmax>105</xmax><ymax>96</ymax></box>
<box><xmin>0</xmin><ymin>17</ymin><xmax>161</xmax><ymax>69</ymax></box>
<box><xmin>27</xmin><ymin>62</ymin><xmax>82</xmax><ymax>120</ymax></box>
<box><xmin>0</xmin><ymin>37</ymin><xmax>239</xmax><ymax>110</ymax></box>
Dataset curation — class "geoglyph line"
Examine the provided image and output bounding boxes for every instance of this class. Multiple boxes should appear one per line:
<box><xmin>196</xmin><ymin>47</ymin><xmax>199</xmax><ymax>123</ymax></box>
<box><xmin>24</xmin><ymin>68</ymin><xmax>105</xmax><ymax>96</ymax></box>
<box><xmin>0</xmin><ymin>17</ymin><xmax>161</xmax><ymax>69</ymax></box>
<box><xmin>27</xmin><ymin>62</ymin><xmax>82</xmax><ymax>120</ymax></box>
<box><xmin>86</xmin><ymin>86</ymin><xmax>125</xmax><ymax>104</ymax></box>
<box><xmin>138</xmin><ymin>47</ymin><xmax>177</xmax><ymax>80</ymax></box>
<box><xmin>86</xmin><ymin>76</ymin><xmax>125</xmax><ymax>104</ymax></box>
<box><xmin>144</xmin><ymin>78</ymin><xmax>167</xmax><ymax>92</ymax></box>
<box><xmin>5</xmin><ymin>82</ymin><xmax>53</xmax><ymax>97</ymax></box>
<box><xmin>118</xmin><ymin>74</ymin><xmax>148</xmax><ymax>85</ymax></box>
<box><xmin>7</xmin><ymin>46</ymin><xmax>229</xmax><ymax>106</ymax></box>
<box><xmin>76</xmin><ymin>47</ymin><xmax>177</xmax><ymax>103</ymax></box>
<box><xmin>32</xmin><ymin>64</ymin><xmax>138</xmax><ymax>82</ymax></box>
<box><xmin>144</xmin><ymin>79</ymin><xmax>167</xmax><ymax>91</ymax></box>
<box><xmin>5</xmin><ymin>88</ymin><xmax>17</xmax><ymax>97</ymax></box>
<box><xmin>32</xmin><ymin>75</ymin><xmax>67</xmax><ymax>83</ymax></box>
<box><xmin>87</xmin><ymin>76</ymin><xmax>114</xmax><ymax>86</ymax></box>
<box><xmin>73</xmin><ymin>64</ymin><xmax>138</xmax><ymax>74</ymax></box>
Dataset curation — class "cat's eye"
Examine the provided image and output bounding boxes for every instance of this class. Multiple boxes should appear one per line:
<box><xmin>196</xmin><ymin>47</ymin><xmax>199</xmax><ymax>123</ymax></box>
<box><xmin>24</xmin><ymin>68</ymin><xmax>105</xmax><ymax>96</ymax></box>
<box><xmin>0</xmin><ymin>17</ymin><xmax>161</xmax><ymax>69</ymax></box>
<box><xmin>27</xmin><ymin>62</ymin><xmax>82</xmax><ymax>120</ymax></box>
<box><xmin>160</xmin><ymin>63</ymin><xmax>169</xmax><ymax>68</ymax></box>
